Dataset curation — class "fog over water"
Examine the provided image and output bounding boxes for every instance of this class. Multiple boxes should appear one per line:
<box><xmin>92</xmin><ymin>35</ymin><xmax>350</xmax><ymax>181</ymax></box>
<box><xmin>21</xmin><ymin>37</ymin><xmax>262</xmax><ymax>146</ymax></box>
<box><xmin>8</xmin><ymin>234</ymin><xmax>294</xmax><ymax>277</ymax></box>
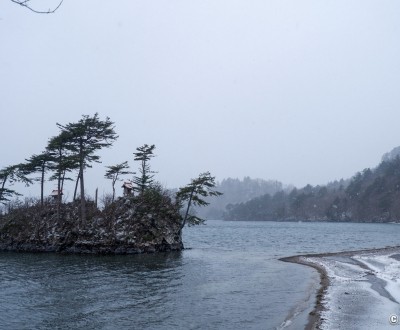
<box><xmin>1</xmin><ymin>1</ymin><xmax>400</xmax><ymax>198</ymax></box>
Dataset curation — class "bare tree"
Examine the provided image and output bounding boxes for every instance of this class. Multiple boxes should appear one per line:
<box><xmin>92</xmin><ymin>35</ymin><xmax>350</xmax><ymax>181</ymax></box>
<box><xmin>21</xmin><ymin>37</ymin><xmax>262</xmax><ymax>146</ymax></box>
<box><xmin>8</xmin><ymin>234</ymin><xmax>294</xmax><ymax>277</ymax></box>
<box><xmin>11</xmin><ymin>0</ymin><xmax>64</xmax><ymax>14</ymax></box>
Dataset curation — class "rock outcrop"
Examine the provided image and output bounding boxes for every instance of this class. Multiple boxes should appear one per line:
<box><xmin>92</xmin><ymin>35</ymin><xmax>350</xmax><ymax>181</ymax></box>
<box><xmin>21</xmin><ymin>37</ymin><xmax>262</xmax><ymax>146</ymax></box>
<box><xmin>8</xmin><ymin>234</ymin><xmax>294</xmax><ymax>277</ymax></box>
<box><xmin>0</xmin><ymin>191</ymin><xmax>183</xmax><ymax>254</ymax></box>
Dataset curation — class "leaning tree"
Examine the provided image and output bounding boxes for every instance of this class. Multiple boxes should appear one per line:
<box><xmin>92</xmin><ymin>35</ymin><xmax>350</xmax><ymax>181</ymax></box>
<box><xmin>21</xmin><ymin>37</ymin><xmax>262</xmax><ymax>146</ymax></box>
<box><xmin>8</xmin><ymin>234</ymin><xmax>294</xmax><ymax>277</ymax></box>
<box><xmin>176</xmin><ymin>172</ymin><xmax>222</xmax><ymax>232</ymax></box>
<box><xmin>0</xmin><ymin>164</ymin><xmax>32</xmax><ymax>205</ymax></box>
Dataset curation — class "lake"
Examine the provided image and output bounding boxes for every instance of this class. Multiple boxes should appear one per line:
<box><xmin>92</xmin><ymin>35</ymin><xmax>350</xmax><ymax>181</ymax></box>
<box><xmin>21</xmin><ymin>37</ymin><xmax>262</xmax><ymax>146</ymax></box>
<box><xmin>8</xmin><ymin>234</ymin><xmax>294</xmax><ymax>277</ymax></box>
<box><xmin>1</xmin><ymin>221</ymin><xmax>400</xmax><ymax>329</ymax></box>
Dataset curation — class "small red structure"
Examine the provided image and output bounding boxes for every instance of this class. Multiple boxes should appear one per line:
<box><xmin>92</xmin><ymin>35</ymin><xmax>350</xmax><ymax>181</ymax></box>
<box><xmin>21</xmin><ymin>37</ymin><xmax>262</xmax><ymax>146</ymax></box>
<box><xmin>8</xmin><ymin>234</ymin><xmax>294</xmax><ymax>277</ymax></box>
<box><xmin>50</xmin><ymin>189</ymin><xmax>63</xmax><ymax>200</ymax></box>
<box><xmin>122</xmin><ymin>182</ymin><xmax>134</xmax><ymax>196</ymax></box>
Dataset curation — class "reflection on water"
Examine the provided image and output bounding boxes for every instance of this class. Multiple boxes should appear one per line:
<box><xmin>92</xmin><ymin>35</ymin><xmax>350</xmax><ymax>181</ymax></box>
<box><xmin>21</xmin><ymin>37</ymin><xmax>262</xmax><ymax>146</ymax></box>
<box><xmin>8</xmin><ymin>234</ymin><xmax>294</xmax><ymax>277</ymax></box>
<box><xmin>1</xmin><ymin>252</ymin><xmax>185</xmax><ymax>329</ymax></box>
<box><xmin>1</xmin><ymin>221</ymin><xmax>400</xmax><ymax>329</ymax></box>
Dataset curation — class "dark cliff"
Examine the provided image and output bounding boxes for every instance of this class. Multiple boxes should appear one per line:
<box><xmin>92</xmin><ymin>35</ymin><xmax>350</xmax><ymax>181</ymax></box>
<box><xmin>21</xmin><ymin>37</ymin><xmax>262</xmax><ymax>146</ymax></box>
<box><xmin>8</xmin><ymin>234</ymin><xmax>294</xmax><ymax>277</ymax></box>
<box><xmin>0</xmin><ymin>191</ymin><xmax>183</xmax><ymax>254</ymax></box>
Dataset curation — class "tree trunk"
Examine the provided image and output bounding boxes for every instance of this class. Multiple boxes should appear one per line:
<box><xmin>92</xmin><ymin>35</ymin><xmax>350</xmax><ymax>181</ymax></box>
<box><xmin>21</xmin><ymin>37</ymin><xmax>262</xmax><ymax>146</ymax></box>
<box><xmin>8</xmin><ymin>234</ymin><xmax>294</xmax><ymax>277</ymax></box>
<box><xmin>57</xmin><ymin>172</ymin><xmax>61</xmax><ymax>220</ymax></box>
<box><xmin>79</xmin><ymin>147</ymin><xmax>86</xmax><ymax>223</ymax></box>
<box><xmin>73</xmin><ymin>170</ymin><xmax>80</xmax><ymax>201</ymax></box>
<box><xmin>57</xmin><ymin>148</ymin><xmax>62</xmax><ymax>220</ymax></box>
<box><xmin>61</xmin><ymin>170</ymin><xmax>66</xmax><ymax>193</ymax></box>
<box><xmin>180</xmin><ymin>188</ymin><xmax>194</xmax><ymax>231</ymax></box>
<box><xmin>0</xmin><ymin>175</ymin><xmax>8</xmax><ymax>202</ymax></box>
<box><xmin>40</xmin><ymin>164</ymin><xmax>45</xmax><ymax>207</ymax></box>
<box><xmin>141</xmin><ymin>159</ymin><xmax>146</xmax><ymax>194</ymax></box>
<box><xmin>112</xmin><ymin>176</ymin><xmax>117</xmax><ymax>202</ymax></box>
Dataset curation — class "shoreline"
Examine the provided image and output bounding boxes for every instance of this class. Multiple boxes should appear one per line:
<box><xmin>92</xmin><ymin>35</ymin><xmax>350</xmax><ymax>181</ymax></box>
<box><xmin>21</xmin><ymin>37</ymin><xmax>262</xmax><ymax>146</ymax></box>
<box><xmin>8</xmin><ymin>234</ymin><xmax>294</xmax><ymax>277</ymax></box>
<box><xmin>279</xmin><ymin>245</ymin><xmax>400</xmax><ymax>329</ymax></box>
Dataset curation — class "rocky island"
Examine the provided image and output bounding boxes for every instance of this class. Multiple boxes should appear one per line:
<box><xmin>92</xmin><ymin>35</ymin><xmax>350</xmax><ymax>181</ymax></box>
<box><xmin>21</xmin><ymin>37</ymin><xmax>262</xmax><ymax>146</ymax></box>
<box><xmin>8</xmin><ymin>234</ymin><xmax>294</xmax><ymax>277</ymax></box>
<box><xmin>0</xmin><ymin>114</ymin><xmax>221</xmax><ymax>254</ymax></box>
<box><xmin>0</xmin><ymin>192</ymin><xmax>183</xmax><ymax>254</ymax></box>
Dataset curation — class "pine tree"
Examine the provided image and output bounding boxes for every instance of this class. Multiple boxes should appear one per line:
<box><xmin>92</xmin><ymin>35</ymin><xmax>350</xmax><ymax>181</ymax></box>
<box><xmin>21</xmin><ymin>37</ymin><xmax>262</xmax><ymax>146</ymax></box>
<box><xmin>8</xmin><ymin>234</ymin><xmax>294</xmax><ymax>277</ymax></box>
<box><xmin>0</xmin><ymin>164</ymin><xmax>32</xmax><ymax>205</ymax></box>
<box><xmin>176</xmin><ymin>172</ymin><xmax>222</xmax><ymax>231</ymax></box>
<box><xmin>25</xmin><ymin>151</ymin><xmax>53</xmax><ymax>207</ymax></box>
<box><xmin>57</xmin><ymin>113</ymin><xmax>118</xmax><ymax>222</ymax></box>
<box><xmin>105</xmin><ymin>161</ymin><xmax>133</xmax><ymax>202</ymax></box>
<box><xmin>46</xmin><ymin>130</ymin><xmax>76</xmax><ymax>216</ymax></box>
<box><xmin>133</xmin><ymin>144</ymin><xmax>156</xmax><ymax>194</ymax></box>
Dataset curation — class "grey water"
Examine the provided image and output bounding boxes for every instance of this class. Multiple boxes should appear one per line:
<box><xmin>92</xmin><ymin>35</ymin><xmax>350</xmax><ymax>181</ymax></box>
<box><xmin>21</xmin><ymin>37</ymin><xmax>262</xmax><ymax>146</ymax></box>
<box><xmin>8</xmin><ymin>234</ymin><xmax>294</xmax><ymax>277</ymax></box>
<box><xmin>1</xmin><ymin>221</ymin><xmax>400</xmax><ymax>330</ymax></box>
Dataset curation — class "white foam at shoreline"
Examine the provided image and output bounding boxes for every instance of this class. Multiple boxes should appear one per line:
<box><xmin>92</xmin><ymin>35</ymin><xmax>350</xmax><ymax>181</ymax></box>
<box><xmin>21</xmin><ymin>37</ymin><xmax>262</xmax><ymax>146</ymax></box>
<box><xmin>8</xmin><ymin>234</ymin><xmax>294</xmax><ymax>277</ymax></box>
<box><xmin>354</xmin><ymin>254</ymin><xmax>400</xmax><ymax>304</ymax></box>
<box><xmin>304</xmin><ymin>251</ymin><xmax>400</xmax><ymax>330</ymax></box>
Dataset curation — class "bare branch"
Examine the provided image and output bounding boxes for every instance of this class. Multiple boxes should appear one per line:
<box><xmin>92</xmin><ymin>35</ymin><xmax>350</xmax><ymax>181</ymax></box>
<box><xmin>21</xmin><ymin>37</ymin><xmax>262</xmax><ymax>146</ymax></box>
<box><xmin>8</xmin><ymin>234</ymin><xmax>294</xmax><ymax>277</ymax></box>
<box><xmin>11</xmin><ymin>0</ymin><xmax>64</xmax><ymax>14</ymax></box>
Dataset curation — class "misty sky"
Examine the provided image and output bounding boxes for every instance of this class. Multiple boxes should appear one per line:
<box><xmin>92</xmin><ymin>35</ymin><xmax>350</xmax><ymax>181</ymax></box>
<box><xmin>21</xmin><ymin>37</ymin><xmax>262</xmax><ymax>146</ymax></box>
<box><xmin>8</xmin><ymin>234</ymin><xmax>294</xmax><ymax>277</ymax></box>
<box><xmin>1</xmin><ymin>1</ymin><xmax>400</xmax><ymax>199</ymax></box>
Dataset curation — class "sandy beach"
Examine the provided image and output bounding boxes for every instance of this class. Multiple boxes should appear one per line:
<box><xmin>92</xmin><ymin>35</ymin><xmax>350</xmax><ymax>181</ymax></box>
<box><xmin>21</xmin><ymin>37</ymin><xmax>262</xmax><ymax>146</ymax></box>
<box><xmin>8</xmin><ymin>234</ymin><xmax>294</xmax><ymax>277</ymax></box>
<box><xmin>281</xmin><ymin>246</ymin><xmax>400</xmax><ymax>330</ymax></box>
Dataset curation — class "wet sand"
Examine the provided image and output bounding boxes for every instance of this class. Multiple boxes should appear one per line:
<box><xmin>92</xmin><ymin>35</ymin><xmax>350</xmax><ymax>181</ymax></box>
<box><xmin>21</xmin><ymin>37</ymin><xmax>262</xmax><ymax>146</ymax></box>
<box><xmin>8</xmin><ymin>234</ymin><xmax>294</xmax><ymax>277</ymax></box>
<box><xmin>280</xmin><ymin>246</ymin><xmax>400</xmax><ymax>329</ymax></box>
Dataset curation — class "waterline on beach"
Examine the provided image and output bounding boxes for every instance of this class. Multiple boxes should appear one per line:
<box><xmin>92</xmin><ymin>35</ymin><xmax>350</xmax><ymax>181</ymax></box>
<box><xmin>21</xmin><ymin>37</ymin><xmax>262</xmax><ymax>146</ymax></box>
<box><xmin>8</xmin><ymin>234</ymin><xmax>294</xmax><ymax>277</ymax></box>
<box><xmin>2</xmin><ymin>221</ymin><xmax>400</xmax><ymax>329</ymax></box>
<box><xmin>284</xmin><ymin>247</ymin><xmax>400</xmax><ymax>330</ymax></box>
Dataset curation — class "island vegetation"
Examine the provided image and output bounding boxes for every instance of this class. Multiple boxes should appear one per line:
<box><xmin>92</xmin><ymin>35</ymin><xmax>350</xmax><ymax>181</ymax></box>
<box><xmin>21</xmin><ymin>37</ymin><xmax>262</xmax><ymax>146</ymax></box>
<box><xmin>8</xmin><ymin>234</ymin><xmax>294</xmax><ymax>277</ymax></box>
<box><xmin>0</xmin><ymin>114</ymin><xmax>221</xmax><ymax>254</ymax></box>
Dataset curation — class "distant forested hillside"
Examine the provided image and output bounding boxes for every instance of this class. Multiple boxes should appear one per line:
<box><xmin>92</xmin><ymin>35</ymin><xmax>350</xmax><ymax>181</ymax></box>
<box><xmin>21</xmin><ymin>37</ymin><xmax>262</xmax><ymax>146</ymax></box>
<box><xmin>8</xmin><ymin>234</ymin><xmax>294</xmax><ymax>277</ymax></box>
<box><xmin>224</xmin><ymin>155</ymin><xmax>400</xmax><ymax>223</ymax></box>
<box><xmin>195</xmin><ymin>177</ymin><xmax>287</xmax><ymax>219</ymax></box>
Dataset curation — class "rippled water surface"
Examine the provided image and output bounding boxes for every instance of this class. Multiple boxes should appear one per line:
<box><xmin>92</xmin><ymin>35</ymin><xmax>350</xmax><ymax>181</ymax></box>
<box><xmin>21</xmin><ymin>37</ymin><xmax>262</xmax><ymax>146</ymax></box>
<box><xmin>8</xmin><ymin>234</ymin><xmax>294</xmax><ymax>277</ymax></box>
<box><xmin>1</xmin><ymin>221</ymin><xmax>400</xmax><ymax>329</ymax></box>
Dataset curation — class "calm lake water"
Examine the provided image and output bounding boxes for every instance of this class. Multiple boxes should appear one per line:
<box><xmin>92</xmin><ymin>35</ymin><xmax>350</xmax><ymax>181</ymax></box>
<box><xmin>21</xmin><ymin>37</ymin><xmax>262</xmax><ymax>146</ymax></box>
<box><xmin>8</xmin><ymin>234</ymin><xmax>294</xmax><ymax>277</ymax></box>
<box><xmin>1</xmin><ymin>221</ymin><xmax>400</xmax><ymax>330</ymax></box>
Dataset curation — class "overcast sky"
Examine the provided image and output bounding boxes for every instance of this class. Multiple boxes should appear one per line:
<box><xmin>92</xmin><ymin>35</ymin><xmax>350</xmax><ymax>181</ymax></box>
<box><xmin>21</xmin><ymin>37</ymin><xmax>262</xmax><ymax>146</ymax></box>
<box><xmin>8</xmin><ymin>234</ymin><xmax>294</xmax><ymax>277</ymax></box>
<box><xmin>1</xmin><ymin>1</ymin><xmax>400</xmax><ymax>199</ymax></box>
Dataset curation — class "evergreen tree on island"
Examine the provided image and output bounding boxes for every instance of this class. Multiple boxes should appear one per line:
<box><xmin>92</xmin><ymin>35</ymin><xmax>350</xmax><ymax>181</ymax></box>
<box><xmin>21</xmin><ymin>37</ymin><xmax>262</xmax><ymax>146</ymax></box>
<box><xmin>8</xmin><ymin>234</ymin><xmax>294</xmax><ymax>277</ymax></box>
<box><xmin>0</xmin><ymin>110</ymin><xmax>224</xmax><ymax>254</ymax></box>
<box><xmin>46</xmin><ymin>129</ymin><xmax>80</xmax><ymax>217</ymax></box>
<box><xmin>0</xmin><ymin>164</ymin><xmax>32</xmax><ymax>205</ymax></box>
<box><xmin>176</xmin><ymin>172</ymin><xmax>222</xmax><ymax>231</ymax></box>
<box><xmin>25</xmin><ymin>152</ymin><xmax>53</xmax><ymax>207</ymax></box>
<box><xmin>105</xmin><ymin>161</ymin><xmax>133</xmax><ymax>202</ymax></box>
<box><xmin>133</xmin><ymin>144</ymin><xmax>157</xmax><ymax>195</ymax></box>
<box><xmin>56</xmin><ymin>113</ymin><xmax>118</xmax><ymax>222</ymax></box>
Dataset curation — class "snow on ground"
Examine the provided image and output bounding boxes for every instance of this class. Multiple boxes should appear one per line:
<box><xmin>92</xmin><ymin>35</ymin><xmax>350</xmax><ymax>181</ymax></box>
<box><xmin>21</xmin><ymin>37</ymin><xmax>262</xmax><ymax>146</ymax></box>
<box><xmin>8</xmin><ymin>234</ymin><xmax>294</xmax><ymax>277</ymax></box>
<box><xmin>305</xmin><ymin>251</ymin><xmax>400</xmax><ymax>330</ymax></box>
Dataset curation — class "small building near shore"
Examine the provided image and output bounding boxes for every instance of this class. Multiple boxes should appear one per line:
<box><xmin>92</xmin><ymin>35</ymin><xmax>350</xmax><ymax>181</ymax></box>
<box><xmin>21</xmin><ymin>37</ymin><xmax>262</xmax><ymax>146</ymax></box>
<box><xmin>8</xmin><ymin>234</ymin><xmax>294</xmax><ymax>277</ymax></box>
<box><xmin>122</xmin><ymin>182</ymin><xmax>134</xmax><ymax>196</ymax></box>
<box><xmin>50</xmin><ymin>189</ymin><xmax>63</xmax><ymax>200</ymax></box>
